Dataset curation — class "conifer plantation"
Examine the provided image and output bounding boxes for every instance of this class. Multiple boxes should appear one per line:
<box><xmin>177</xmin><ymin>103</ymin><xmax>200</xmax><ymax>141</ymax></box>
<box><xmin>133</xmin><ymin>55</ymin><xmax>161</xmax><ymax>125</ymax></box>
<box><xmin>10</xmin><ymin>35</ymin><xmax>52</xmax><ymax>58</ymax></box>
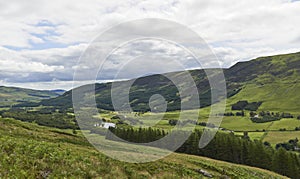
<box><xmin>107</xmin><ymin>127</ymin><xmax>300</xmax><ymax>178</ymax></box>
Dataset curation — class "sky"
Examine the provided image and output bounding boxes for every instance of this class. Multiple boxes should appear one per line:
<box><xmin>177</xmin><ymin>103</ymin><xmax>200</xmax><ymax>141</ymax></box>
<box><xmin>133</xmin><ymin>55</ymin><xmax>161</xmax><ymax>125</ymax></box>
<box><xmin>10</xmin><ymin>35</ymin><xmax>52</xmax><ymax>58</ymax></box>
<box><xmin>0</xmin><ymin>0</ymin><xmax>300</xmax><ymax>90</ymax></box>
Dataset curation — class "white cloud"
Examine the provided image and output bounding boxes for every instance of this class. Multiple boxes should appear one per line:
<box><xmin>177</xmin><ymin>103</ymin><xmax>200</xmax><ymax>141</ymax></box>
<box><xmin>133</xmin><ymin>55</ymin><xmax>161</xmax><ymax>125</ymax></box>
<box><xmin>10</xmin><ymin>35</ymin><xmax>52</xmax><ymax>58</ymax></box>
<box><xmin>0</xmin><ymin>0</ymin><xmax>300</xmax><ymax>89</ymax></box>
<box><xmin>0</xmin><ymin>44</ymin><xmax>86</xmax><ymax>83</ymax></box>
<box><xmin>0</xmin><ymin>47</ymin><xmax>63</xmax><ymax>73</ymax></box>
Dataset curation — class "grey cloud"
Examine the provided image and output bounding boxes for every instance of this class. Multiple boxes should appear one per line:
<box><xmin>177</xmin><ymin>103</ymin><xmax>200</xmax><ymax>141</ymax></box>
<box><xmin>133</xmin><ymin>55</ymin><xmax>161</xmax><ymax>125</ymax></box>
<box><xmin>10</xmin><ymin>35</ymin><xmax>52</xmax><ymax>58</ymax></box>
<box><xmin>1</xmin><ymin>0</ymin><xmax>300</xmax><ymax>89</ymax></box>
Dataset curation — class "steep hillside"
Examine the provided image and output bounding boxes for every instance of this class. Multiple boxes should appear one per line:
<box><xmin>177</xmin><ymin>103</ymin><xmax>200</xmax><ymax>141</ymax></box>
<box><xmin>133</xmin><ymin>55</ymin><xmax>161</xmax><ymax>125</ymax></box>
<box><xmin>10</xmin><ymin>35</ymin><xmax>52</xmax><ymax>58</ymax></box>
<box><xmin>39</xmin><ymin>71</ymin><xmax>222</xmax><ymax>111</ymax></box>
<box><xmin>37</xmin><ymin>52</ymin><xmax>300</xmax><ymax>112</ymax></box>
<box><xmin>225</xmin><ymin>52</ymin><xmax>300</xmax><ymax>112</ymax></box>
<box><xmin>0</xmin><ymin>86</ymin><xmax>63</xmax><ymax>107</ymax></box>
<box><xmin>0</xmin><ymin>117</ymin><xmax>287</xmax><ymax>178</ymax></box>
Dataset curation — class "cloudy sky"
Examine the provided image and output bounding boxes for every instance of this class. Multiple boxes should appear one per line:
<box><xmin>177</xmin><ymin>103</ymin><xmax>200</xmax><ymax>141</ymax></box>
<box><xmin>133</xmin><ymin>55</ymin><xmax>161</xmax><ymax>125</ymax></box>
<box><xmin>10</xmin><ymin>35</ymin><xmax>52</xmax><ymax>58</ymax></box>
<box><xmin>1</xmin><ymin>0</ymin><xmax>300</xmax><ymax>90</ymax></box>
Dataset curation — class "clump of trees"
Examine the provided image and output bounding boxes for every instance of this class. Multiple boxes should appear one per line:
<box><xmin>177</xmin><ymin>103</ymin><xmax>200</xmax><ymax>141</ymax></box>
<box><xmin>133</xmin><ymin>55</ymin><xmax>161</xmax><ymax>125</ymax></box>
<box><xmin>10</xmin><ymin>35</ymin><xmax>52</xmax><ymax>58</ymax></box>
<box><xmin>231</xmin><ymin>101</ymin><xmax>248</xmax><ymax>110</ymax></box>
<box><xmin>250</xmin><ymin>116</ymin><xmax>281</xmax><ymax>123</ymax></box>
<box><xmin>223</xmin><ymin>112</ymin><xmax>234</xmax><ymax>116</ymax></box>
<box><xmin>250</xmin><ymin>111</ymin><xmax>281</xmax><ymax>123</ymax></box>
<box><xmin>236</xmin><ymin>111</ymin><xmax>245</xmax><ymax>116</ymax></box>
<box><xmin>168</xmin><ymin>119</ymin><xmax>198</xmax><ymax>126</ymax></box>
<box><xmin>250</xmin><ymin>111</ymin><xmax>295</xmax><ymax>123</ymax></box>
<box><xmin>197</xmin><ymin>122</ymin><xmax>216</xmax><ymax>128</ymax></box>
<box><xmin>218</xmin><ymin>111</ymin><xmax>244</xmax><ymax>117</ymax></box>
<box><xmin>168</xmin><ymin>119</ymin><xmax>178</xmax><ymax>126</ymax></box>
<box><xmin>110</xmin><ymin>115</ymin><xmax>143</xmax><ymax>125</ymax></box>
<box><xmin>0</xmin><ymin>108</ymin><xmax>78</xmax><ymax>129</ymax></box>
<box><xmin>106</xmin><ymin>127</ymin><xmax>300</xmax><ymax>179</ymax></box>
<box><xmin>231</xmin><ymin>100</ymin><xmax>262</xmax><ymax>111</ymax></box>
<box><xmin>276</xmin><ymin>138</ymin><xmax>299</xmax><ymax>151</ymax></box>
<box><xmin>281</xmin><ymin>112</ymin><xmax>294</xmax><ymax>118</ymax></box>
<box><xmin>168</xmin><ymin>120</ymin><xmax>217</xmax><ymax>128</ymax></box>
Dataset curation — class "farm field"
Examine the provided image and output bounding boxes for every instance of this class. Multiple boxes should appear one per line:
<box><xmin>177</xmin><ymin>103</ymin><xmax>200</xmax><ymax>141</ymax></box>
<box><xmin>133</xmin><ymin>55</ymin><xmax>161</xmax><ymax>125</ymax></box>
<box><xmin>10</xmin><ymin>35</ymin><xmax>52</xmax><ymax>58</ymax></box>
<box><xmin>263</xmin><ymin>131</ymin><xmax>300</xmax><ymax>146</ymax></box>
<box><xmin>92</xmin><ymin>107</ymin><xmax>300</xmax><ymax>145</ymax></box>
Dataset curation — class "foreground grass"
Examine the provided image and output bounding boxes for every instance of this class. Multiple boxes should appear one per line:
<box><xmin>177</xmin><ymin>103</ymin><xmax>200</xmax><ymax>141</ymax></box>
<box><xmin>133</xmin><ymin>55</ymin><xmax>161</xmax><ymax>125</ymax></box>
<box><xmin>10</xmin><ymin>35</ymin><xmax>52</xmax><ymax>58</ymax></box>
<box><xmin>0</xmin><ymin>117</ymin><xmax>287</xmax><ymax>178</ymax></box>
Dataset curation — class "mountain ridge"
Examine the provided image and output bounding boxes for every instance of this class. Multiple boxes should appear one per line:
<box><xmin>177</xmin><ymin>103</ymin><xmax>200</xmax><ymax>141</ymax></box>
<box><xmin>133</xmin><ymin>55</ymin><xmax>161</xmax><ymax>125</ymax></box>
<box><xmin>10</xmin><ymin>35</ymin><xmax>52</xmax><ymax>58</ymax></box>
<box><xmin>10</xmin><ymin>51</ymin><xmax>300</xmax><ymax>112</ymax></box>
<box><xmin>0</xmin><ymin>86</ymin><xmax>63</xmax><ymax>107</ymax></box>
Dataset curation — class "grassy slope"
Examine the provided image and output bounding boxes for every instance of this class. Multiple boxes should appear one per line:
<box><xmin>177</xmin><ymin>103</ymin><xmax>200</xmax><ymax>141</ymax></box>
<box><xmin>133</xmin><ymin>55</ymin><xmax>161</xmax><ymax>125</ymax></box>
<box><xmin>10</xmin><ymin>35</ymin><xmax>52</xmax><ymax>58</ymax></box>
<box><xmin>0</xmin><ymin>117</ymin><xmax>286</xmax><ymax>179</ymax></box>
<box><xmin>0</xmin><ymin>86</ymin><xmax>61</xmax><ymax>106</ymax></box>
<box><xmin>225</xmin><ymin>52</ymin><xmax>299</xmax><ymax>112</ymax></box>
<box><xmin>226</xmin><ymin>83</ymin><xmax>300</xmax><ymax>113</ymax></box>
<box><xmin>223</xmin><ymin>52</ymin><xmax>300</xmax><ymax>144</ymax></box>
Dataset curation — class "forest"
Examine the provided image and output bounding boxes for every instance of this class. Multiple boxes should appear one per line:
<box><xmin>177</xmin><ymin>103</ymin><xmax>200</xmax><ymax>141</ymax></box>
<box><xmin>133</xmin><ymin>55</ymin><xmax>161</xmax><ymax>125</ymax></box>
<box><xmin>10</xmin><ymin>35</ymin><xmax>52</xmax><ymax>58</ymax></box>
<box><xmin>106</xmin><ymin>127</ymin><xmax>300</xmax><ymax>179</ymax></box>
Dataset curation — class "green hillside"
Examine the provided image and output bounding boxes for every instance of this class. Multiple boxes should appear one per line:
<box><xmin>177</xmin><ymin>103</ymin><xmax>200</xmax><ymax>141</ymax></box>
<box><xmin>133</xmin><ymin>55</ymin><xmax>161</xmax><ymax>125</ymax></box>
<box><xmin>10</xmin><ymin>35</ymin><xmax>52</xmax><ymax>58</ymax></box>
<box><xmin>0</xmin><ymin>117</ymin><xmax>287</xmax><ymax>178</ymax></box>
<box><xmin>37</xmin><ymin>52</ymin><xmax>300</xmax><ymax>113</ymax></box>
<box><xmin>0</xmin><ymin>86</ymin><xmax>63</xmax><ymax>107</ymax></box>
<box><xmin>226</xmin><ymin>52</ymin><xmax>300</xmax><ymax>112</ymax></box>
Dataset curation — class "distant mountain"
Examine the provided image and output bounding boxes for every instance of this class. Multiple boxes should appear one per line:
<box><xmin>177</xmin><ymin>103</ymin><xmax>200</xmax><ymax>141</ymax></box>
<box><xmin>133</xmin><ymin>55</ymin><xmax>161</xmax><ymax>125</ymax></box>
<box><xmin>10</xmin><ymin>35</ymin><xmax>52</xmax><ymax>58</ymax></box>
<box><xmin>0</xmin><ymin>86</ymin><xmax>61</xmax><ymax>107</ymax></box>
<box><xmin>50</xmin><ymin>89</ymin><xmax>66</xmax><ymax>95</ymax></box>
<box><xmin>33</xmin><ymin>52</ymin><xmax>300</xmax><ymax>112</ymax></box>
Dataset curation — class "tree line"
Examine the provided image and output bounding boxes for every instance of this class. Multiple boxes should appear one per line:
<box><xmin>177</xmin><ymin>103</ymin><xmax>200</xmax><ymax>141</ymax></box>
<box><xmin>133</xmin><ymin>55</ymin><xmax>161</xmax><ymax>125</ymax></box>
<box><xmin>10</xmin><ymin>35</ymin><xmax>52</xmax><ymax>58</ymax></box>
<box><xmin>0</xmin><ymin>108</ymin><xmax>77</xmax><ymax>129</ymax></box>
<box><xmin>106</xmin><ymin>127</ymin><xmax>300</xmax><ymax>179</ymax></box>
<box><xmin>231</xmin><ymin>100</ymin><xmax>262</xmax><ymax>111</ymax></box>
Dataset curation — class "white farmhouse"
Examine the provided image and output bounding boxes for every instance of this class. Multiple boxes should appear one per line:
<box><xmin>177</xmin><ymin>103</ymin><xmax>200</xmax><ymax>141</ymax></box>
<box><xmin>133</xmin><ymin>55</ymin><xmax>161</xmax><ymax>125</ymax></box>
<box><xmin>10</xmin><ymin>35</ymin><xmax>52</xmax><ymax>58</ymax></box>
<box><xmin>102</xmin><ymin>122</ymin><xmax>116</xmax><ymax>129</ymax></box>
<box><xmin>94</xmin><ymin>122</ymin><xmax>116</xmax><ymax>129</ymax></box>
